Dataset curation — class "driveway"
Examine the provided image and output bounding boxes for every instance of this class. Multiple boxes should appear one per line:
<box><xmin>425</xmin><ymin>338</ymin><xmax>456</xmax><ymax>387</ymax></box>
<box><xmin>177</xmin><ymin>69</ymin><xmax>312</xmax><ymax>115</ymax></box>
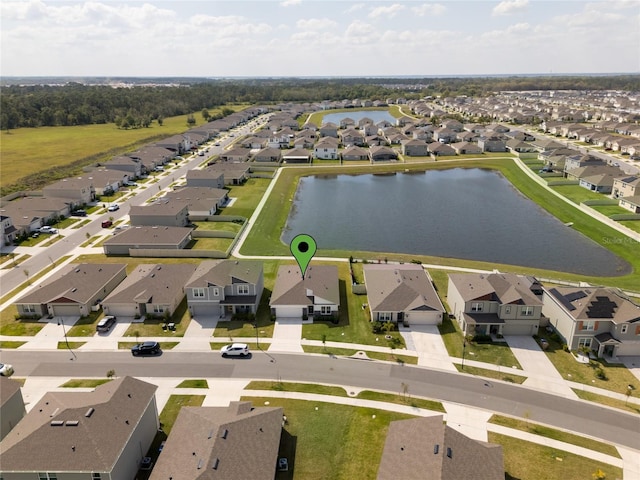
<box><xmin>402</xmin><ymin>325</ymin><xmax>457</xmax><ymax>372</ymax></box>
<box><xmin>268</xmin><ymin>318</ymin><xmax>303</xmax><ymax>353</ymax></box>
<box><xmin>504</xmin><ymin>335</ymin><xmax>577</xmax><ymax>398</ymax></box>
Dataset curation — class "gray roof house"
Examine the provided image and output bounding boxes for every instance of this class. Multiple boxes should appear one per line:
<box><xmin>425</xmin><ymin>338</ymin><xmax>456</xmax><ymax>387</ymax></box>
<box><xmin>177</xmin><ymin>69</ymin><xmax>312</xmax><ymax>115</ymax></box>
<box><xmin>85</xmin><ymin>168</ymin><xmax>129</xmax><ymax>195</ymax></box>
<box><xmin>149</xmin><ymin>402</ymin><xmax>283</xmax><ymax>480</ymax></box>
<box><xmin>619</xmin><ymin>195</ymin><xmax>640</xmax><ymax>213</ymax></box>
<box><xmin>129</xmin><ymin>199</ymin><xmax>190</xmax><ymax>227</ymax></box>
<box><xmin>186</xmin><ymin>168</ymin><xmax>225</xmax><ymax>189</ymax></box>
<box><xmin>282</xmin><ymin>148</ymin><xmax>311</xmax><ymax>164</ymax></box>
<box><xmin>363</xmin><ymin>264</ymin><xmax>444</xmax><ymax>326</ymax></box>
<box><xmin>0</xmin><ymin>196</ymin><xmax>73</xmax><ymax>235</ymax></box>
<box><xmin>565</xmin><ymin>165</ymin><xmax>620</xmax><ymax>194</ymax></box>
<box><xmin>14</xmin><ymin>263</ymin><xmax>127</xmax><ymax>319</ymax></box>
<box><xmin>341</xmin><ymin>145</ymin><xmax>369</xmax><ymax>161</ymax></box>
<box><xmin>1</xmin><ymin>214</ymin><xmax>19</xmax><ymax>244</ymax></box>
<box><xmin>369</xmin><ymin>145</ymin><xmax>398</xmax><ymax>162</ymax></box>
<box><xmin>451</xmin><ymin>141</ymin><xmax>483</xmax><ymax>155</ymax></box>
<box><xmin>448</xmin><ymin>273</ymin><xmax>544</xmax><ymax>336</ymax></box>
<box><xmin>103</xmin><ymin>226</ymin><xmax>193</xmax><ymax>255</ymax></box>
<box><xmin>0</xmin><ymin>377</ymin><xmax>26</xmax><ymax>442</ymax></box>
<box><xmin>270</xmin><ymin>265</ymin><xmax>340</xmax><ymax>320</ymax></box>
<box><xmin>0</xmin><ymin>376</ymin><xmax>159</xmax><ymax>480</ymax></box>
<box><xmin>163</xmin><ymin>186</ymin><xmax>229</xmax><ymax>216</ymax></box>
<box><xmin>219</xmin><ymin>147</ymin><xmax>251</xmax><ymax>163</ymax></box>
<box><xmin>103</xmin><ymin>155</ymin><xmax>143</xmax><ymax>178</ymax></box>
<box><xmin>42</xmin><ymin>177</ymin><xmax>95</xmax><ymax>205</ymax></box>
<box><xmin>252</xmin><ymin>147</ymin><xmax>282</xmax><ymax>163</ymax></box>
<box><xmin>185</xmin><ymin>260</ymin><xmax>264</xmax><ymax>318</ymax></box>
<box><xmin>203</xmin><ymin>163</ymin><xmax>250</xmax><ymax>185</ymax></box>
<box><xmin>543</xmin><ymin>286</ymin><xmax>640</xmax><ymax>357</ymax></box>
<box><xmin>377</xmin><ymin>416</ymin><xmax>503</xmax><ymax>480</ymax></box>
<box><xmin>612</xmin><ymin>175</ymin><xmax>640</xmax><ymax>199</ymax></box>
<box><xmin>401</xmin><ymin>139</ymin><xmax>430</xmax><ymax>157</ymax></box>
<box><xmin>101</xmin><ymin>263</ymin><xmax>197</xmax><ymax>318</ymax></box>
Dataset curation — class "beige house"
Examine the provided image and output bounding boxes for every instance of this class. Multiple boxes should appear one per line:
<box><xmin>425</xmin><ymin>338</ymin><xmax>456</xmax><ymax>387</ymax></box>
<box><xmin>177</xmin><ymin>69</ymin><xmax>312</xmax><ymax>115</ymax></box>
<box><xmin>619</xmin><ymin>195</ymin><xmax>640</xmax><ymax>213</ymax></box>
<box><xmin>270</xmin><ymin>265</ymin><xmax>339</xmax><ymax>320</ymax></box>
<box><xmin>542</xmin><ymin>286</ymin><xmax>640</xmax><ymax>357</ymax></box>
<box><xmin>42</xmin><ymin>177</ymin><xmax>95</xmax><ymax>205</ymax></box>
<box><xmin>14</xmin><ymin>263</ymin><xmax>127</xmax><ymax>319</ymax></box>
<box><xmin>363</xmin><ymin>264</ymin><xmax>444</xmax><ymax>326</ymax></box>
<box><xmin>129</xmin><ymin>199</ymin><xmax>190</xmax><ymax>227</ymax></box>
<box><xmin>150</xmin><ymin>402</ymin><xmax>283</xmax><ymax>480</ymax></box>
<box><xmin>103</xmin><ymin>226</ymin><xmax>193</xmax><ymax>255</ymax></box>
<box><xmin>162</xmin><ymin>186</ymin><xmax>229</xmax><ymax>216</ymax></box>
<box><xmin>447</xmin><ymin>273</ymin><xmax>544</xmax><ymax>336</ymax></box>
<box><xmin>0</xmin><ymin>378</ymin><xmax>25</xmax><ymax>442</ymax></box>
<box><xmin>186</xmin><ymin>168</ymin><xmax>225</xmax><ymax>189</ymax></box>
<box><xmin>612</xmin><ymin>175</ymin><xmax>640</xmax><ymax>199</ymax></box>
<box><xmin>377</xmin><ymin>416</ymin><xmax>503</xmax><ymax>480</ymax></box>
<box><xmin>0</xmin><ymin>377</ymin><xmax>158</xmax><ymax>480</ymax></box>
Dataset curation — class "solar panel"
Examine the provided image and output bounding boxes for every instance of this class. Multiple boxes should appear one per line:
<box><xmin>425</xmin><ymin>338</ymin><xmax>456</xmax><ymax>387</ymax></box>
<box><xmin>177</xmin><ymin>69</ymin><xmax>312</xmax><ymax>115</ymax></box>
<box><xmin>549</xmin><ymin>288</ymin><xmax>576</xmax><ymax>311</ymax></box>
<box><xmin>586</xmin><ymin>296</ymin><xmax>618</xmax><ymax>319</ymax></box>
<box><xmin>565</xmin><ymin>290</ymin><xmax>587</xmax><ymax>302</ymax></box>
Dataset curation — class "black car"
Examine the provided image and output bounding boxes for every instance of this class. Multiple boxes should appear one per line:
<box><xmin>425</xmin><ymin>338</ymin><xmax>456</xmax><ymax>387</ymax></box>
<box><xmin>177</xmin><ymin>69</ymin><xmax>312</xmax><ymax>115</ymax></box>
<box><xmin>131</xmin><ymin>341</ymin><xmax>160</xmax><ymax>356</ymax></box>
<box><xmin>71</xmin><ymin>210</ymin><xmax>87</xmax><ymax>217</ymax></box>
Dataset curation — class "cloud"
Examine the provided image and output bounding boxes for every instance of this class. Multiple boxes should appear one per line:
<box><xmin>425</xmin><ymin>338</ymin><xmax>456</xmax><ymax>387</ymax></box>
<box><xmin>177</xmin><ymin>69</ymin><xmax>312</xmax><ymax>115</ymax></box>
<box><xmin>344</xmin><ymin>3</ymin><xmax>365</xmax><ymax>14</ymax></box>
<box><xmin>344</xmin><ymin>20</ymin><xmax>378</xmax><ymax>44</ymax></box>
<box><xmin>368</xmin><ymin>3</ymin><xmax>405</xmax><ymax>19</ymax></box>
<box><xmin>280</xmin><ymin>0</ymin><xmax>301</xmax><ymax>6</ymax></box>
<box><xmin>411</xmin><ymin>3</ymin><xmax>446</xmax><ymax>17</ymax></box>
<box><xmin>296</xmin><ymin>18</ymin><xmax>337</xmax><ymax>30</ymax></box>
<box><xmin>492</xmin><ymin>0</ymin><xmax>528</xmax><ymax>16</ymax></box>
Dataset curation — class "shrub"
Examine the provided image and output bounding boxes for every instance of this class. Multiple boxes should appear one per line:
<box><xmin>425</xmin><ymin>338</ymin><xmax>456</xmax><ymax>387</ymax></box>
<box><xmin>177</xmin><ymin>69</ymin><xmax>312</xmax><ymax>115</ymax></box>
<box><xmin>595</xmin><ymin>367</ymin><xmax>608</xmax><ymax>380</ymax></box>
<box><xmin>372</xmin><ymin>321</ymin><xmax>383</xmax><ymax>334</ymax></box>
<box><xmin>562</xmin><ymin>343</ymin><xmax>569</xmax><ymax>352</ymax></box>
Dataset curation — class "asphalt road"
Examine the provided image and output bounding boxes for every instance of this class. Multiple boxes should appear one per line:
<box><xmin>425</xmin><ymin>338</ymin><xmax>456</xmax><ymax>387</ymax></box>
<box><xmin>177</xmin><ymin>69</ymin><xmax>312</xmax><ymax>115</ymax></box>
<box><xmin>4</xmin><ymin>349</ymin><xmax>639</xmax><ymax>450</ymax></box>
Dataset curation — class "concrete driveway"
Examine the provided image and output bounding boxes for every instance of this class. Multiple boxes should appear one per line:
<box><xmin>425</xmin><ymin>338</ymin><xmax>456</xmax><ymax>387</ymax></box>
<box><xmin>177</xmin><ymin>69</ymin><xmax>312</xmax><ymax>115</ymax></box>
<box><xmin>268</xmin><ymin>318</ymin><xmax>303</xmax><ymax>353</ymax></box>
<box><xmin>402</xmin><ymin>325</ymin><xmax>457</xmax><ymax>372</ymax></box>
<box><xmin>504</xmin><ymin>335</ymin><xmax>577</xmax><ymax>398</ymax></box>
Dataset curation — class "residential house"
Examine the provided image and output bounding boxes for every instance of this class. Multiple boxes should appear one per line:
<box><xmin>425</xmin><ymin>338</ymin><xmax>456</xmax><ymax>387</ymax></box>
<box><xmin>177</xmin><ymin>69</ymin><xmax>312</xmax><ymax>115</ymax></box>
<box><xmin>314</xmin><ymin>137</ymin><xmax>339</xmax><ymax>160</ymax></box>
<box><xmin>0</xmin><ymin>196</ymin><xmax>72</xmax><ymax>235</ymax></box>
<box><xmin>0</xmin><ymin>377</ymin><xmax>158</xmax><ymax>480</ymax></box>
<box><xmin>86</xmin><ymin>168</ymin><xmax>128</xmax><ymax>195</ymax></box>
<box><xmin>340</xmin><ymin>128</ymin><xmax>365</xmax><ymax>146</ymax></box>
<box><xmin>252</xmin><ymin>147</ymin><xmax>282</xmax><ymax>163</ymax></box>
<box><xmin>451</xmin><ymin>142</ymin><xmax>483</xmax><ymax>155</ymax></box>
<box><xmin>282</xmin><ymin>148</ymin><xmax>312</xmax><ymax>164</ymax></box>
<box><xmin>103</xmin><ymin>226</ymin><xmax>193</xmax><ymax>256</ymax></box>
<box><xmin>292</xmin><ymin>136</ymin><xmax>315</xmax><ymax>150</ymax></box>
<box><xmin>612</xmin><ymin>175</ymin><xmax>640</xmax><ymax>199</ymax></box>
<box><xmin>478</xmin><ymin>136</ymin><xmax>507</xmax><ymax>153</ymax></box>
<box><xmin>1</xmin><ymin>215</ymin><xmax>18</xmax><ymax>245</ymax></box>
<box><xmin>402</xmin><ymin>139</ymin><xmax>430</xmax><ymax>157</ymax></box>
<box><xmin>433</xmin><ymin>127</ymin><xmax>457</xmax><ymax>144</ymax></box>
<box><xmin>428</xmin><ymin>142</ymin><xmax>456</xmax><ymax>157</ymax></box>
<box><xmin>102</xmin><ymin>263</ymin><xmax>196</xmax><ymax>318</ymax></box>
<box><xmin>270</xmin><ymin>265</ymin><xmax>339</xmax><ymax>320</ymax></box>
<box><xmin>129</xmin><ymin>199</ymin><xmax>190</xmax><ymax>227</ymax></box>
<box><xmin>619</xmin><ymin>195</ymin><xmax>640</xmax><ymax>213</ymax></box>
<box><xmin>14</xmin><ymin>263</ymin><xmax>127</xmax><ymax>318</ymax></box>
<box><xmin>506</xmin><ymin>139</ymin><xmax>537</xmax><ymax>154</ymax></box>
<box><xmin>42</xmin><ymin>177</ymin><xmax>95</xmax><ymax>205</ymax></box>
<box><xmin>219</xmin><ymin>147</ymin><xmax>251</xmax><ymax>163</ymax></box>
<box><xmin>155</xmin><ymin>134</ymin><xmax>191</xmax><ymax>154</ymax></box>
<box><xmin>369</xmin><ymin>145</ymin><xmax>398</xmax><ymax>162</ymax></box>
<box><xmin>319</xmin><ymin>122</ymin><xmax>339</xmax><ymax>138</ymax></box>
<box><xmin>363</xmin><ymin>264</ymin><xmax>444</xmax><ymax>326</ymax></box>
<box><xmin>204</xmin><ymin>163</ymin><xmax>251</xmax><ymax>185</ymax></box>
<box><xmin>339</xmin><ymin>117</ymin><xmax>356</xmax><ymax>128</ymax></box>
<box><xmin>566</xmin><ymin>165</ymin><xmax>619</xmax><ymax>194</ymax></box>
<box><xmin>163</xmin><ymin>186</ymin><xmax>229</xmax><ymax>216</ymax></box>
<box><xmin>149</xmin><ymin>402</ymin><xmax>283</xmax><ymax>480</ymax></box>
<box><xmin>240</xmin><ymin>136</ymin><xmax>266</xmax><ymax>150</ymax></box>
<box><xmin>341</xmin><ymin>145</ymin><xmax>369</xmax><ymax>161</ymax></box>
<box><xmin>185</xmin><ymin>260</ymin><xmax>264</xmax><ymax>317</ymax></box>
<box><xmin>563</xmin><ymin>154</ymin><xmax>605</xmax><ymax>172</ymax></box>
<box><xmin>131</xmin><ymin>145</ymin><xmax>175</xmax><ymax>172</ymax></box>
<box><xmin>103</xmin><ymin>155</ymin><xmax>143</xmax><ymax>178</ymax></box>
<box><xmin>447</xmin><ymin>273</ymin><xmax>544</xmax><ymax>336</ymax></box>
<box><xmin>365</xmin><ymin>134</ymin><xmax>387</xmax><ymax>146</ymax></box>
<box><xmin>377</xmin><ymin>416</ymin><xmax>503</xmax><ymax>480</ymax></box>
<box><xmin>186</xmin><ymin>168</ymin><xmax>225</xmax><ymax>189</ymax></box>
<box><xmin>542</xmin><ymin>286</ymin><xmax>640</xmax><ymax>357</ymax></box>
<box><xmin>0</xmin><ymin>377</ymin><xmax>26</xmax><ymax>441</ymax></box>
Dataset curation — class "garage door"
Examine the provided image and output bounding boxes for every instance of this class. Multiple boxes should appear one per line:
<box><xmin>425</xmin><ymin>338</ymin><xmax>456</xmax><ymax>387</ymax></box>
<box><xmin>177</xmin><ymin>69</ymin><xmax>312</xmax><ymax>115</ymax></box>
<box><xmin>407</xmin><ymin>312</ymin><xmax>442</xmax><ymax>325</ymax></box>
<box><xmin>51</xmin><ymin>304</ymin><xmax>81</xmax><ymax>317</ymax></box>
<box><xmin>503</xmin><ymin>324</ymin><xmax>536</xmax><ymax>335</ymax></box>
<box><xmin>275</xmin><ymin>306</ymin><xmax>303</xmax><ymax>318</ymax></box>
<box><xmin>191</xmin><ymin>304</ymin><xmax>223</xmax><ymax>317</ymax></box>
<box><xmin>103</xmin><ymin>304</ymin><xmax>137</xmax><ymax>317</ymax></box>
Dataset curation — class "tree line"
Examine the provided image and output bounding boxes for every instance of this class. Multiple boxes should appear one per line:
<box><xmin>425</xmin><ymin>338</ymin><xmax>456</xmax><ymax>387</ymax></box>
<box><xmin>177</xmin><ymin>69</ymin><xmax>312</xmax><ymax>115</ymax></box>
<box><xmin>1</xmin><ymin>75</ymin><xmax>638</xmax><ymax>131</ymax></box>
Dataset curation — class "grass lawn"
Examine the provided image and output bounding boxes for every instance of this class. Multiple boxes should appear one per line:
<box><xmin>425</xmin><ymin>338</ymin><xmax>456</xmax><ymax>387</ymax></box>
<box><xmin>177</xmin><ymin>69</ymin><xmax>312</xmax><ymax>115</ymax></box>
<box><xmin>572</xmin><ymin>389</ymin><xmax>640</xmax><ymax>415</ymax></box>
<box><xmin>176</xmin><ymin>379</ymin><xmax>209</xmax><ymax>388</ymax></box>
<box><xmin>1</xmin><ymin>253</ymin><xmax>30</xmax><ymax>269</ymax></box>
<box><xmin>57</xmin><ymin>341</ymin><xmax>86</xmax><ymax>349</ymax></box>
<box><xmin>0</xmin><ymin>341</ymin><xmax>26</xmax><ymax>348</ymax></box>
<box><xmin>221</xmin><ymin>178</ymin><xmax>271</xmax><ymax>218</ymax></box>
<box><xmin>619</xmin><ymin>220</ymin><xmax>640</xmax><ymax>233</ymax></box>
<box><xmin>550</xmin><ymin>184</ymin><xmax>605</xmax><ymax>204</ymax></box>
<box><xmin>591</xmin><ymin>205</ymin><xmax>629</xmax><ymax>216</ymax></box>
<box><xmin>302</xmin><ymin>345</ymin><xmax>418</xmax><ymax>364</ymax></box>
<box><xmin>60</xmin><ymin>379</ymin><xmax>112</xmax><ymax>388</ymax></box>
<box><xmin>122</xmin><ymin>298</ymin><xmax>191</xmax><ymax>337</ymax></box>
<box><xmin>0</xmin><ymin>305</ymin><xmax>45</xmax><ymax>336</ymax></box>
<box><xmin>489</xmin><ymin>433</ymin><xmax>622</xmax><ymax>480</ymax></box>
<box><xmin>66</xmin><ymin>311</ymin><xmax>105</xmax><ymax>337</ymax></box>
<box><xmin>190</xmin><ymin>237</ymin><xmax>233</xmax><ymax>251</ymax></box>
<box><xmin>212</xmin><ymin>290</ymin><xmax>275</xmax><ymax>339</ymax></box>
<box><xmin>541</xmin><ymin>335</ymin><xmax>638</xmax><ymax>393</ymax></box>
<box><xmin>489</xmin><ymin>414</ymin><xmax>620</xmax><ymax>457</ymax></box>
<box><xmin>158</xmin><ymin>394</ymin><xmax>206</xmax><ymax>435</ymax></box>
<box><xmin>193</xmin><ymin>221</ymin><xmax>243</xmax><ymax>233</ymax></box>
<box><xmin>455</xmin><ymin>364</ymin><xmax>527</xmax><ymax>384</ymax></box>
<box><xmin>239</xmin><ymin>397</ymin><xmax>416</xmax><ymax>480</ymax></box>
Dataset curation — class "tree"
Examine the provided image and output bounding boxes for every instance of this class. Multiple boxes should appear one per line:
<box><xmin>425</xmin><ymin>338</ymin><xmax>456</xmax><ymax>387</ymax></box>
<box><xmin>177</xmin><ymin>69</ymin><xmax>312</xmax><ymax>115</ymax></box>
<box><xmin>202</xmin><ymin>108</ymin><xmax>211</xmax><ymax>121</ymax></box>
<box><xmin>157</xmin><ymin>116</ymin><xmax>164</xmax><ymax>126</ymax></box>
<box><xmin>106</xmin><ymin>369</ymin><xmax>116</xmax><ymax>379</ymax></box>
<box><xmin>592</xmin><ymin>468</ymin><xmax>606</xmax><ymax>480</ymax></box>
<box><xmin>186</xmin><ymin>114</ymin><xmax>196</xmax><ymax>126</ymax></box>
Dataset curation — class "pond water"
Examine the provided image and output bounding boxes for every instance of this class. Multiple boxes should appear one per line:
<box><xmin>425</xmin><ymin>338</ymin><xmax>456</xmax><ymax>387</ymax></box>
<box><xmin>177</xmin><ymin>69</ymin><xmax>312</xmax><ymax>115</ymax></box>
<box><xmin>321</xmin><ymin>110</ymin><xmax>396</xmax><ymax>125</ymax></box>
<box><xmin>282</xmin><ymin>169</ymin><xmax>630</xmax><ymax>276</ymax></box>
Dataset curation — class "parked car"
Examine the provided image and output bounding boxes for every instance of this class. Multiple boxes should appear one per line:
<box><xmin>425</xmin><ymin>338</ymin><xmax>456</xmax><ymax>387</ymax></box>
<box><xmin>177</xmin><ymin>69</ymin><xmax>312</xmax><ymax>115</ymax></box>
<box><xmin>124</xmin><ymin>181</ymin><xmax>138</xmax><ymax>187</ymax></box>
<box><xmin>221</xmin><ymin>343</ymin><xmax>250</xmax><ymax>357</ymax></box>
<box><xmin>101</xmin><ymin>220</ymin><xmax>113</xmax><ymax>228</ymax></box>
<box><xmin>107</xmin><ymin>204</ymin><xmax>119</xmax><ymax>212</ymax></box>
<box><xmin>140</xmin><ymin>457</ymin><xmax>153</xmax><ymax>470</ymax></box>
<box><xmin>71</xmin><ymin>209</ymin><xmax>87</xmax><ymax>216</ymax></box>
<box><xmin>278</xmin><ymin>458</ymin><xmax>289</xmax><ymax>472</ymax></box>
<box><xmin>0</xmin><ymin>363</ymin><xmax>14</xmax><ymax>377</ymax></box>
<box><xmin>38</xmin><ymin>226</ymin><xmax>58</xmax><ymax>234</ymax></box>
<box><xmin>154</xmin><ymin>166</ymin><xmax>165</xmax><ymax>172</ymax></box>
<box><xmin>31</xmin><ymin>232</ymin><xmax>40</xmax><ymax>238</ymax></box>
<box><xmin>96</xmin><ymin>315</ymin><xmax>116</xmax><ymax>333</ymax></box>
<box><xmin>131</xmin><ymin>341</ymin><xmax>161</xmax><ymax>356</ymax></box>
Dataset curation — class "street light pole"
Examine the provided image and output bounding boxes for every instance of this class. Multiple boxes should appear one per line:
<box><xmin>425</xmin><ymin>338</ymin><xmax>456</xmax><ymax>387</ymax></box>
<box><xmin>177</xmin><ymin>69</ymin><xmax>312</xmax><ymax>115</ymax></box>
<box><xmin>253</xmin><ymin>323</ymin><xmax>260</xmax><ymax>351</ymax></box>
<box><xmin>461</xmin><ymin>337</ymin><xmax>466</xmax><ymax>370</ymax></box>
<box><xmin>58</xmin><ymin>319</ymin><xmax>77</xmax><ymax>360</ymax></box>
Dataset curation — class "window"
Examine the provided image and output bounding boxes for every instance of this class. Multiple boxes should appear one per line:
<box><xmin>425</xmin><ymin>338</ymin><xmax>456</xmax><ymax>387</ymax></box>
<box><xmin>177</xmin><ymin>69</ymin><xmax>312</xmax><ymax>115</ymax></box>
<box><xmin>621</xmin><ymin>324</ymin><xmax>628</xmax><ymax>334</ymax></box>
<box><xmin>212</xmin><ymin>287</ymin><xmax>220</xmax><ymax>297</ymax></box>
<box><xmin>433</xmin><ymin>444</ymin><xmax>439</xmax><ymax>454</ymax></box>
<box><xmin>92</xmin><ymin>474</ymin><xmax>102</xmax><ymax>480</ymax></box>
<box><xmin>521</xmin><ymin>306</ymin><xmax>534</xmax><ymax>316</ymax></box>
<box><xmin>379</xmin><ymin>312</ymin><xmax>392</xmax><ymax>321</ymax></box>
<box><xmin>471</xmin><ymin>303</ymin><xmax>483</xmax><ymax>312</ymax></box>
<box><xmin>23</xmin><ymin>304</ymin><xmax>37</xmax><ymax>313</ymax></box>
<box><xmin>446</xmin><ymin>447</ymin><xmax>452</xmax><ymax>459</ymax></box>
<box><xmin>578</xmin><ymin>338</ymin><xmax>592</xmax><ymax>348</ymax></box>
<box><xmin>504</xmin><ymin>306</ymin><xmax>511</xmax><ymax>314</ymax></box>
<box><xmin>237</xmin><ymin>284</ymin><xmax>250</xmax><ymax>295</ymax></box>
<box><xmin>38</xmin><ymin>475</ymin><xmax>57</xmax><ymax>480</ymax></box>
<box><xmin>193</xmin><ymin>288</ymin><xmax>205</xmax><ymax>298</ymax></box>
<box><xmin>321</xmin><ymin>306</ymin><xmax>332</xmax><ymax>315</ymax></box>
<box><xmin>153</xmin><ymin>305</ymin><xmax>165</xmax><ymax>314</ymax></box>
<box><xmin>583</xmin><ymin>320</ymin><xmax>595</xmax><ymax>331</ymax></box>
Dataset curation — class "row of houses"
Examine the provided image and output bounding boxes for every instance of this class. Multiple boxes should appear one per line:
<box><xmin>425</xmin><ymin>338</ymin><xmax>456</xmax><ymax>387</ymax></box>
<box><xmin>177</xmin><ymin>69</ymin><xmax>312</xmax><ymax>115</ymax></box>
<box><xmin>13</xmin><ymin>259</ymin><xmax>640</xmax><ymax>358</ymax></box>
<box><xmin>0</xmin><ymin>375</ymin><xmax>504</xmax><ymax>480</ymax></box>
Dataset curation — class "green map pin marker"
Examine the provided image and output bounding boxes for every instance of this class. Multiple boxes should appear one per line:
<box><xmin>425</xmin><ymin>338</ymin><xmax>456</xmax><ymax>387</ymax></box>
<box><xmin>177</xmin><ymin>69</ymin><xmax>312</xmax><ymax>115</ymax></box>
<box><xmin>290</xmin><ymin>234</ymin><xmax>317</xmax><ymax>280</ymax></box>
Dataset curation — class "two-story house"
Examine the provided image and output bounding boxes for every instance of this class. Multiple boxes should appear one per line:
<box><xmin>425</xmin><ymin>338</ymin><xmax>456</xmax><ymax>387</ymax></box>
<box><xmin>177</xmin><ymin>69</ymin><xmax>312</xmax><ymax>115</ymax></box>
<box><xmin>447</xmin><ymin>273</ymin><xmax>544</xmax><ymax>336</ymax></box>
<box><xmin>612</xmin><ymin>175</ymin><xmax>640</xmax><ymax>199</ymax></box>
<box><xmin>314</xmin><ymin>137</ymin><xmax>339</xmax><ymax>160</ymax></box>
<box><xmin>185</xmin><ymin>260</ymin><xmax>264</xmax><ymax>318</ymax></box>
<box><xmin>542</xmin><ymin>286</ymin><xmax>640</xmax><ymax>358</ymax></box>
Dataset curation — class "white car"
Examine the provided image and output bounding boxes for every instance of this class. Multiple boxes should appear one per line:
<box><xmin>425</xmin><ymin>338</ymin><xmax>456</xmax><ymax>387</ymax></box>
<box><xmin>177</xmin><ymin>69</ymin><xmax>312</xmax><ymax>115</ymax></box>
<box><xmin>107</xmin><ymin>204</ymin><xmax>119</xmax><ymax>212</ymax></box>
<box><xmin>38</xmin><ymin>226</ymin><xmax>58</xmax><ymax>234</ymax></box>
<box><xmin>0</xmin><ymin>363</ymin><xmax>14</xmax><ymax>377</ymax></box>
<box><xmin>220</xmin><ymin>343</ymin><xmax>250</xmax><ymax>357</ymax></box>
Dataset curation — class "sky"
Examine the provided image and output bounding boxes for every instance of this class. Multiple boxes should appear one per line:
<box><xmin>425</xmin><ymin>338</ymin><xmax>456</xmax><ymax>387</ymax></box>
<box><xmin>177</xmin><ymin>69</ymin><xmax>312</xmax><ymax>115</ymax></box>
<box><xmin>1</xmin><ymin>0</ymin><xmax>639</xmax><ymax>78</ymax></box>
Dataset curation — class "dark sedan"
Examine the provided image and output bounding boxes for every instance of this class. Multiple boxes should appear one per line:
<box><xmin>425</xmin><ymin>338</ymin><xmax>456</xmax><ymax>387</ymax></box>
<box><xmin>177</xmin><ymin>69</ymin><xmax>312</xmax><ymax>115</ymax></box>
<box><xmin>131</xmin><ymin>341</ymin><xmax>160</xmax><ymax>356</ymax></box>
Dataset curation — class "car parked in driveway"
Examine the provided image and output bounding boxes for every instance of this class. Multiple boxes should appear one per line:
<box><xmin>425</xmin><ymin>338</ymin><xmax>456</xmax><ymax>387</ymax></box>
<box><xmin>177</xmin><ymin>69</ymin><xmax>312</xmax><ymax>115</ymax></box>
<box><xmin>71</xmin><ymin>209</ymin><xmax>87</xmax><ymax>216</ymax></box>
<box><xmin>131</xmin><ymin>341</ymin><xmax>161</xmax><ymax>356</ymax></box>
<box><xmin>96</xmin><ymin>315</ymin><xmax>116</xmax><ymax>333</ymax></box>
<box><xmin>0</xmin><ymin>363</ymin><xmax>14</xmax><ymax>377</ymax></box>
<box><xmin>38</xmin><ymin>226</ymin><xmax>58</xmax><ymax>234</ymax></box>
<box><xmin>221</xmin><ymin>343</ymin><xmax>250</xmax><ymax>357</ymax></box>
